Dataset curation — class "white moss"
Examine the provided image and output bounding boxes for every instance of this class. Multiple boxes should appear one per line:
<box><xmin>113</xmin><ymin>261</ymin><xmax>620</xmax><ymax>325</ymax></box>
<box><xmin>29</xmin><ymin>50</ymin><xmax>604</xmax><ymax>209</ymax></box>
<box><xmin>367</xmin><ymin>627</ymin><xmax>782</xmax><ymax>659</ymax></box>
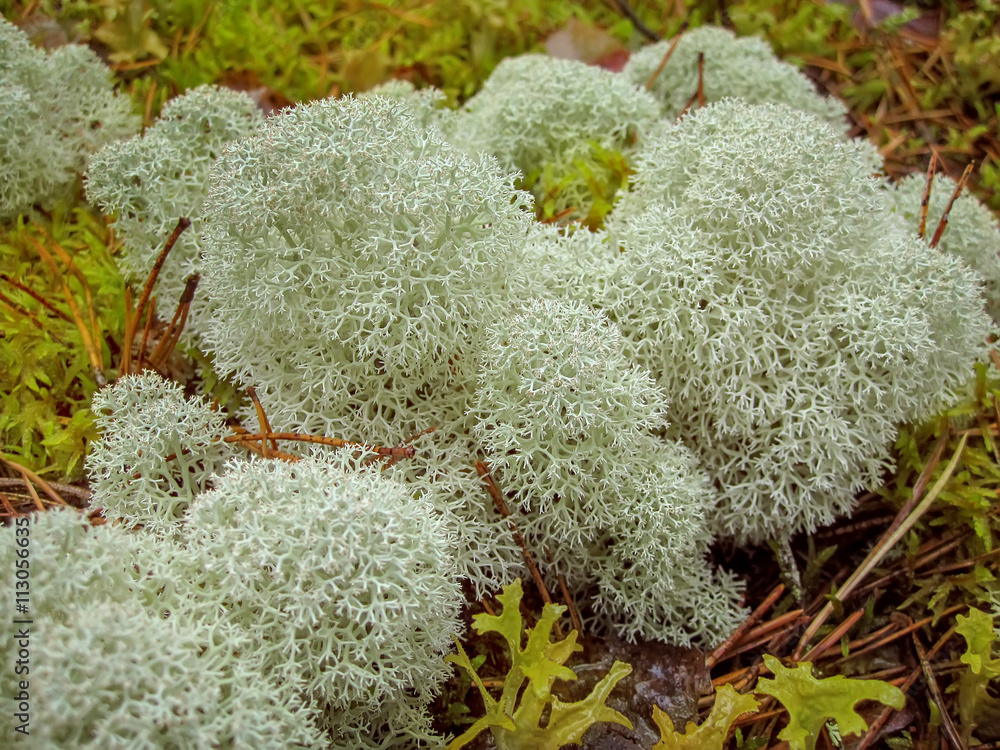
<box><xmin>469</xmin><ymin>297</ymin><xmax>745</xmax><ymax>645</ymax></box>
<box><xmin>442</xmin><ymin>53</ymin><xmax>659</xmax><ymax>219</ymax></box>
<box><xmin>26</xmin><ymin>602</ymin><xmax>324</xmax><ymax>749</ymax></box>
<box><xmin>360</xmin><ymin>79</ymin><xmax>447</xmax><ymax>129</ymax></box>
<box><xmin>0</xmin><ymin>509</ymin><xmax>325</xmax><ymax>748</ymax></box>
<box><xmin>199</xmin><ymin>94</ymin><xmax>532</xmax><ymax>438</ymax></box>
<box><xmin>183</xmin><ymin>451</ymin><xmax>462</xmax><ymax>738</ymax></box>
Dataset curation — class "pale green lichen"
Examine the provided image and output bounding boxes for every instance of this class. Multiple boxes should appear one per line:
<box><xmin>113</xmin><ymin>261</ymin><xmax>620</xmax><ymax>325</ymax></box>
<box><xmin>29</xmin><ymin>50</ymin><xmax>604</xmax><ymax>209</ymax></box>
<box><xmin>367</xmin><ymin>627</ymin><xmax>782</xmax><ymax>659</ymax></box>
<box><xmin>360</xmin><ymin>79</ymin><xmax>447</xmax><ymax>129</ymax></box>
<box><xmin>0</xmin><ymin>509</ymin><xmax>325</xmax><ymax>749</ymax></box>
<box><xmin>87</xmin><ymin>372</ymin><xmax>235</xmax><ymax>536</ymax></box>
<box><xmin>26</xmin><ymin>601</ymin><xmax>325</xmax><ymax>749</ymax></box>
<box><xmin>589</xmin><ymin>99</ymin><xmax>990</xmax><ymax>545</ymax></box>
<box><xmin>883</xmin><ymin>172</ymin><xmax>1000</xmax><ymax>324</ymax></box>
<box><xmin>199</xmin><ymin>94</ymin><xmax>532</xmax><ymax>440</ymax></box>
<box><xmin>0</xmin><ymin>18</ymin><xmax>137</xmax><ymax>219</ymax></box>
<box><xmin>182</xmin><ymin>451</ymin><xmax>463</xmax><ymax>745</ymax></box>
<box><xmin>86</xmin><ymin>85</ymin><xmax>263</xmax><ymax>341</ymax></box>
<box><xmin>623</xmin><ymin>25</ymin><xmax>846</xmax><ymax>128</ymax></box>
<box><xmin>441</xmin><ymin>53</ymin><xmax>659</xmax><ymax>221</ymax></box>
<box><xmin>469</xmin><ymin>296</ymin><xmax>745</xmax><ymax>645</ymax></box>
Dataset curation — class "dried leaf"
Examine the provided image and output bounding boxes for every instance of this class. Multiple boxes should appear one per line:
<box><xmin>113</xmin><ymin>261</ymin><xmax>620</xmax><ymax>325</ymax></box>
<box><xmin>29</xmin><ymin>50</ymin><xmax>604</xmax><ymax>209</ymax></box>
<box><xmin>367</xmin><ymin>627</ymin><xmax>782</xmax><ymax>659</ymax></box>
<box><xmin>545</xmin><ymin>18</ymin><xmax>629</xmax><ymax>71</ymax></box>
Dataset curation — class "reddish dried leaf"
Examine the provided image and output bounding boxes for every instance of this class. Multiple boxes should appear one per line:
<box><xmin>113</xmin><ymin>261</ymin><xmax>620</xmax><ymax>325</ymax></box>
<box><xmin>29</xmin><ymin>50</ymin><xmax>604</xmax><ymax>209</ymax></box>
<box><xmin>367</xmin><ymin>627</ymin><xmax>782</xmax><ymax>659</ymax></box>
<box><xmin>545</xmin><ymin>19</ymin><xmax>629</xmax><ymax>70</ymax></box>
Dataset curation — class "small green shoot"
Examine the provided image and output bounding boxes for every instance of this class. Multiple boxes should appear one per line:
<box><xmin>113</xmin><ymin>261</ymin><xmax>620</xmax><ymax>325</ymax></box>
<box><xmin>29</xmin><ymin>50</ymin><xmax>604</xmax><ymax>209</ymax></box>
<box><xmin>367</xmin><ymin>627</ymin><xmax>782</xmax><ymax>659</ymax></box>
<box><xmin>445</xmin><ymin>578</ymin><xmax>632</xmax><ymax>750</ymax></box>
<box><xmin>756</xmin><ymin>655</ymin><xmax>905</xmax><ymax>750</ymax></box>
<box><xmin>955</xmin><ymin>607</ymin><xmax>1000</xmax><ymax>739</ymax></box>
<box><xmin>651</xmin><ymin>683</ymin><xmax>759</xmax><ymax>750</ymax></box>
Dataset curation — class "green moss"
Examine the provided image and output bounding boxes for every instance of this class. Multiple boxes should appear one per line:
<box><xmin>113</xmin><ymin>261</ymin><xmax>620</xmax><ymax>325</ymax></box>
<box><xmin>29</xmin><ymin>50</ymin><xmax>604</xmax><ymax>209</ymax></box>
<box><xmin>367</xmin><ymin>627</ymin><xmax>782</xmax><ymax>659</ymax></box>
<box><xmin>0</xmin><ymin>209</ymin><xmax>126</xmax><ymax>479</ymax></box>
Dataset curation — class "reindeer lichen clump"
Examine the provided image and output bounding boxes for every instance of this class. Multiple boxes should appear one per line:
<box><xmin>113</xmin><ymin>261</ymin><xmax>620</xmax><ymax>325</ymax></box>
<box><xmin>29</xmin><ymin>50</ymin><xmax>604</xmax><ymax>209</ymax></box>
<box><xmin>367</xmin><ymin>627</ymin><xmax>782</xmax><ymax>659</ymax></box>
<box><xmin>182</xmin><ymin>453</ymin><xmax>464</xmax><ymax>747</ymax></box>
<box><xmin>623</xmin><ymin>25</ymin><xmax>846</xmax><ymax>127</ymax></box>
<box><xmin>87</xmin><ymin>372</ymin><xmax>234</xmax><ymax>537</ymax></box>
<box><xmin>86</xmin><ymin>85</ymin><xmax>263</xmax><ymax>342</ymax></box>
<box><xmin>442</xmin><ymin>54</ymin><xmax>659</xmax><ymax>221</ymax></box>
<box><xmin>199</xmin><ymin>95</ymin><xmax>533</xmax><ymax>441</ymax></box>
<box><xmin>0</xmin><ymin>508</ymin><xmax>327</xmax><ymax>748</ymax></box>
<box><xmin>883</xmin><ymin>172</ymin><xmax>1000</xmax><ymax>324</ymax></box>
<box><xmin>0</xmin><ymin>18</ymin><xmax>138</xmax><ymax>220</ymax></box>
<box><xmin>28</xmin><ymin>24</ymin><xmax>996</xmax><ymax>744</ymax></box>
<box><xmin>597</xmin><ymin>99</ymin><xmax>991</xmax><ymax>544</ymax></box>
<box><xmin>470</xmin><ymin>296</ymin><xmax>745</xmax><ymax>645</ymax></box>
<box><xmin>66</xmin><ymin>374</ymin><xmax>466</xmax><ymax>746</ymax></box>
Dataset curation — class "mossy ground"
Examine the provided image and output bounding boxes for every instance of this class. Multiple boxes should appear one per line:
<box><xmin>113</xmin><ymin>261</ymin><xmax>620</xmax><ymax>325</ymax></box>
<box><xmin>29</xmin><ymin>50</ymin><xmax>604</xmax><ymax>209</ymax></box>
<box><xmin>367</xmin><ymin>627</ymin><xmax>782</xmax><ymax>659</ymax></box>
<box><xmin>0</xmin><ymin>1</ymin><xmax>998</xmax><ymax>747</ymax></box>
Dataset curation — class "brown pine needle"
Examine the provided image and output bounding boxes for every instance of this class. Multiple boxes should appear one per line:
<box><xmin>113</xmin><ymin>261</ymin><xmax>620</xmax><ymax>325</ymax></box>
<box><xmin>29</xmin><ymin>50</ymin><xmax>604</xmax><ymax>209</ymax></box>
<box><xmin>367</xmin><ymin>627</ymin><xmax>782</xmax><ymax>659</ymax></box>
<box><xmin>133</xmin><ymin>217</ymin><xmax>191</xmax><ymax>327</ymax></box>
<box><xmin>224</xmin><ymin>425</ymin><xmax>434</xmax><ymax>469</ymax></box>
<box><xmin>247</xmin><ymin>387</ymin><xmax>278</xmax><ymax>458</ymax></box>
<box><xmin>918</xmin><ymin>151</ymin><xmax>938</xmax><ymax>239</ymax></box>
<box><xmin>183</xmin><ymin>1</ymin><xmax>215</xmax><ymax>56</ymax></box>
<box><xmin>120</xmin><ymin>286</ymin><xmax>134</xmax><ymax>376</ymax></box>
<box><xmin>224</xmin><ymin>429</ymin><xmax>427</xmax><ymax>460</ymax></box>
<box><xmin>34</xmin><ymin>224</ymin><xmax>102</xmax><ymax>349</ymax></box>
<box><xmin>730</xmin><ymin>704</ymin><xmax>783</xmax><ymax>727</ymax></box>
<box><xmin>29</xmin><ymin>235</ymin><xmax>104</xmax><ymax>381</ymax></box>
<box><xmin>801</xmin><ymin>608</ymin><xmax>864</xmax><ymax>662</ymax></box>
<box><xmin>930</xmin><ymin>162</ymin><xmax>974</xmax><ymax>248</ymax></box>
<box><xmin>913</xmin><ymin>631</ymin><xmax>965</xmax><ymax>750</ymax></box>
<box><xmin>143</xmin><ymin>79</ymin><xmax>158</xmax><ymax>128</ymax></box>
<box><xmin>611</xmin><ymin>0</ymin><xmax>660</xmax><ymax>42</ymax></box>
<box><xmin>148</xmin><ymin>274</ymin><xmax>200</xmax><ymax>368</ymax></box>
<box><xmin>0</xmin><ymin>478</ymin><xmax>91</xmax><ymax>505</ymax></box>
<box><xmin>724</xmin><ymin>610</ymin><xmax>807</xmax><ymax>661</ymax></box>
<box><xmin>366</xmin><ymin>425</ymin><xmax>438</xmax><ymax>469</ymax></box>
<box><xmin>707</xmin><ymin>583</ymin><xmax>785</xmax><ymax>668</ymax></box>
<box><xmin>711</xmin><ymin>664</ymin><xmax>754</xmax><ymax>688</ymax></box>
<box><xmin>20</xmin><ymin>476</ymin><xmax>44</xmax><ymax>512</ymax></box>
<box><xmin>795</xmin><ymin>430</ymin><xmax>962</xmax><ymax>658</ymax></box>
<box><xmin>921</xmin><ymin>546</ymin><xmax>1000</xmax><ymax>577</ymax></box>
<box><xmin>0</xmin><ymin>455</ymin><xmax>68</xmax><ymax>508</ymax></box>
<box><xmin>697</xmin><ymin>51</ymin><xmax>706</xmax><ymax>107</ymax></box>
<box><xmin>853</xmin><ymin>534</ymin><xmax>964</xmax><ymax>598</ymax></box>
<box><xmin>136</xmin><ymin>295</ymin><xmax>157</xmax><ymax>371</ymax></box>
<box><xmin>836</xmin><ymin>620</ymin><xmax>899</xmax><ymax>659</ymax></box>
<box><xmin>0</xmin><ymin>290</ymin><xmax>44</xmax><ymax>329</ymax></box>
<box><xmin>677</xmin><ymin>53</ymin><xmax>706</xmax><ymax>119</ymax></box>
<box><xmin>541</xmin><ymin>206</ymin><xmax>580</xmax><ymax>224</ymax></box>
<box><xmin>858</xmin><ymin>622</ymin><xmax>963</xmax><ymax>750</ymax></box>
<box><xmin>474</xmin><ymin>460</ymin><xmax>512</xmax><ymax>518</ymax></box>
<box><xmin>743</xmin><ymin>609</ymin><xmax>806</xmax><ymax>645</ymax></box>
<box><xmin>474</xmin><ymin>460</ymin><xmax>560</xmax><ymax>637</ymax></box>
<box><xmin>644</xmin><ymin>21</ymin><xmax>688</xmax><ymax>90</ymax></box>
<box><xmin>123</xmin><ymin>217</ymin><xmax>191</xmax><ymax>376</ymax></box>
<box><xmin>546</xmin><ymin>546</ymin><xmax>583</xmax><ymax>635</ymax></box>
<box><xmin>18</xmin><ymin>0</ymin><xmax>41</xmax><ymax>21</ymax></box>
<box><xmin>226</xmin><ymin>426</ymin><xmax>301</xmax><ymax>462</ymax></box>
<box><xmin>0</xmin><ymin>272</ymin><xmax>71</xmax><ymax>321</ymax></box>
